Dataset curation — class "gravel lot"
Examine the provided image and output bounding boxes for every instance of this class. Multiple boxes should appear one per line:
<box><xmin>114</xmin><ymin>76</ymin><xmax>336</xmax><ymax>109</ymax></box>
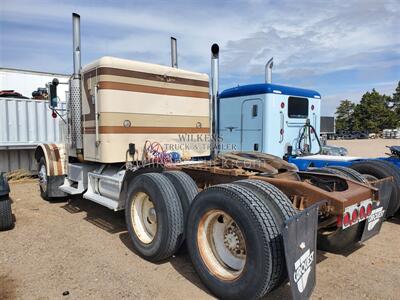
<box><xmin>1</xmin><ymin>139</ymin><xmax>399</xmax><ymax>300</ymax></box>
<box><xmin>328</xmin><ymin>138</ymin><xmax>399</xmax><ymax>158</ymax></box>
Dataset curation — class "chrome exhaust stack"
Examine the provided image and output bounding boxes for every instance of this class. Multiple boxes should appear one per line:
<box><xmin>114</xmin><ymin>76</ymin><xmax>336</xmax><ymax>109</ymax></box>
<box><xmin>265</xmin><ymin>57</ymin><xmax>273</xmax><ymax>83</ymax></box>
<box><xmin>210</xmin><ymin>43</ymin><xmax>219</xmax><ymax>158</ymax></box>
<box><xmin>72</xmin><ymin>13</ymin><xmax>81</xmax><ymax>79</ymax></box>
<box><xmin>70</xmin><ymin>13</ymin><xmax>83</xmax><ymax>151</ymax></box>
<box><xmin>171</xmin><ymin>37</ymin><xmax>178</xmax><ymax>68</ymax></box>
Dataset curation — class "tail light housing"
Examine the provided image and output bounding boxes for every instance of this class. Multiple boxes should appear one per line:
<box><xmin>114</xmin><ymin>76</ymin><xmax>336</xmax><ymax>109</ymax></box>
<box><xmin>341</xmin><ymin>200</ymin><xmax>373</xmax><ymax>229</ymax></box>
<box><xmin>359</xmin><ymin>206</ymin><xmax>366</xmax><ymax>219</ymax></box>
<box><xmin>366</xmin><ymin>203</ymin><xmax>373</xmax><ymax>216</ymax></box>
<box><xmin>351</xmin><ymin>209</ymin><xmax>358</xmax><ymax>223</ymax></box>
<box><xmin>343</xmin><ymin>212</ymin><xmax>351</xmax><ymax>227</ymax></box>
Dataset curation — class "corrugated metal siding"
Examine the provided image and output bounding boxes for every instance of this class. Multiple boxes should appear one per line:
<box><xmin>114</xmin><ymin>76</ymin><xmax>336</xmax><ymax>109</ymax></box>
<box><xmin>0</xmin><ymin>97</ymin><xmax>66</xmax><ymax>173</ymax></box>
<box><xmin>0</xmin><ymin>149</ymin><xmax>36</xmax><ymax>173</ymax></box>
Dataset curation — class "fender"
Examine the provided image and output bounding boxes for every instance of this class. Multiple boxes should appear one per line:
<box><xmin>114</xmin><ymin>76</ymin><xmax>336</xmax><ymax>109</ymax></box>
<box><xmin>34</xmin><ymin>143</ymin><xmax>67</xmax><ymax>176</ymax></box>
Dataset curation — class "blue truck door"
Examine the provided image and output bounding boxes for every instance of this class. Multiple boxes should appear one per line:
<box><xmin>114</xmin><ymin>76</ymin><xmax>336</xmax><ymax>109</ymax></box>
<box><xmin>241</xmin><ymin>99</ymin><xmax>263</xmax><ymax>151</ymax></box>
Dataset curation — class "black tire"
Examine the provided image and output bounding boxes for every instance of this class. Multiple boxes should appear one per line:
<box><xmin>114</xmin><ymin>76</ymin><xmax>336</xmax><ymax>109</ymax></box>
<box><xmin>235</xmin><ymin>179</ymin><xmax>297</xmax><ymax>289</ymax></box>
<box><xmin>311</xmin><ymin>167</ymin><xmax>365</xmax><ymax>252</ymax></box>
<box><xmin>325</xmin><ymin>166</ymin><xmax>369</xmax><ymax>184</ymax></box>
<box><xmin>362</xmin><ymin>174</ymin><xmax>378</xmax><ymax>182</ymax></box>
<box><xmin>186</xmin><ymin>183</ymin><xmax>282</xmax><ymax>300</ymax></box>
<box><xmin>163</xmin><ymin>171</ymin><xmax>198</xmax><ymax>221</ymax></box>
<box><xmin>125</xmin><ymin>173</ymin><xmax>184</xmax><ymax>262</ymax></box>
<box><xmin>0</xmin><ymin>197</ymin><xmax>13</xmax><ymax>231</ymax></box>
<box><xmin>350</xmin><ymin>160</ymin><xmax>400</xmax><ymax>217</ymax></box>
<box><xmin>38</xmin><ymin>157</ymin><xmax>52</xmax><ymax>201</ymax></box>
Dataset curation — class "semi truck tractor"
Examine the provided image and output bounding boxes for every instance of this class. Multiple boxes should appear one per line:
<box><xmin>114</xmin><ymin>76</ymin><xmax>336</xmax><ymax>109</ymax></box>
<box><xmin>217</xmin><ymin>59</ymin><xmax>400</xmax><ymax>218</ymax></box>
<box><xmin>35</xmin><ymin>13</ymin><xmax>391</xmax><ymax>300</ymax></box>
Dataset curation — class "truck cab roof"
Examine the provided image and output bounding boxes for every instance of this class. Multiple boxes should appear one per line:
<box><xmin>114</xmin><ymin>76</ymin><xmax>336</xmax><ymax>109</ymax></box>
<box><xmin>219</xmin><ymin>83</ymin><xmax>321</xmax><ymax>99</ymax></box>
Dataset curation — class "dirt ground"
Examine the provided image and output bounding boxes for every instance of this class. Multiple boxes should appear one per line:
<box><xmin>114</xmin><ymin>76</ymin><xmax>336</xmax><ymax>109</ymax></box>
<box><xmin>1</xmin><ymin>139</ymin><xmax>399</xmax><ymax>300</ymax></box>
<box><xmin>328</xmin><ymin>138</ymin><xmax>399</xmax><ymax>158</ymax></box>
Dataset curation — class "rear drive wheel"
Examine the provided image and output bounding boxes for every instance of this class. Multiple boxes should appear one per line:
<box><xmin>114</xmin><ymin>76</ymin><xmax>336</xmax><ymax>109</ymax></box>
<box><xmin>350</xmin><ymin>160</ymin><xmax>400</xmax><ymax>217</ymax></box>
<box><xmin>235</xmin><ymin>179</ymin><xmax>297</xmax><ymax>288</ymax></box>
<box><xmin>0</xmin><ymin>196</ymin><xmax>13</xmax><ymax>231</ymax></box>
<box><xmin>311</xmin><ymin>166</ymin><xmax>366</xmax><ymax>252</ymax></box>
<box><xmin>362</xmin><ymin>174</ymin><xmax>378</xmax><ymax>182</ymax></box>
<box><xmin>325</xmin><ymin>166</ymin><xmax>370</xmax><ymax>184</ymax></box>
<box><xmin>125</xmin><ymin>173</ymin><xmax>184</xmax><ymax>262</ymax></box>
<box><xmin>163</xmin><ymin>171</ymin><xmax>198</xmax><ymax>221</ymax></box>
<box><xmin>186</xmin><ymin>183</ymin><xmax>282</xmax><ymax>300</ymax></box>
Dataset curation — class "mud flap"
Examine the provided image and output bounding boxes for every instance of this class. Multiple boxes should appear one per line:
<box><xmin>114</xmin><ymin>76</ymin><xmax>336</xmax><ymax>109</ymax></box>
<box><xmin>282</xmin><ymin>202</ymin><xmax>322</xmax><ymax>300</ymax></box>
<box><xmin>360</xmin><ymin>179</ymin><xmax>392</xmax><ymax>242</ymax></box>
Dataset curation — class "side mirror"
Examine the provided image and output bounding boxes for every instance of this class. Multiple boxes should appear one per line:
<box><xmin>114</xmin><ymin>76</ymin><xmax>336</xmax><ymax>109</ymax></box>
<box><xmin>49</xmin><ymin>78</ymin><xmax>59</xmax><ymax>108</ymax></box>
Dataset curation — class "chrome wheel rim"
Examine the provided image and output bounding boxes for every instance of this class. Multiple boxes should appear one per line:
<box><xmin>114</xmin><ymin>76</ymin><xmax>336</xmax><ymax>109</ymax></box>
<box><xmin>130</xmin><ymin>192</ymin><xmax>157</xmax><ymax>244</ymax></box>
<box><xmin>197</xmin><ymin>210</ymin><xmax>246</xmax><ymax>281</ymax></box>
<box><xmin>38</xmin><ymin>164</ymin><xmax>47</xmax><ymax>192</ymax></box>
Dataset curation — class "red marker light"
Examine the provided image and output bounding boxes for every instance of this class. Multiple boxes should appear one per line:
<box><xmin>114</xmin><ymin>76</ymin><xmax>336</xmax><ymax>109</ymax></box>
<box><xmin>366</xmin><ymin>203</ymin><xmax>373</xmax><ymax>216</ymax></box>
<box><xmin>281</xmin><ymin>102</ymin><xmax>285</xmax><ymax>109</ymax></box>
<box><xmin>359</xmin><ymin>206</ymin><xmax>366</xmax><ymax>219</ymax></box>
<box><xmin>52</xmin><ymin>111</ymin><xmax>57</xmax><ymax>119</ymax></box>
<box><xmin>343</xmin><ymin>213</ymin><xmax>351</xmax><ymax>226</ymax></box>
<box><xmin>337</xmin><ymin>216</ymin><xmax>342</xmax><ymax>227</ymax></box>
<box><xmin>351</xmin><ymin>209</ymin><xmax>358</xmax><ymax>223</ymax></box>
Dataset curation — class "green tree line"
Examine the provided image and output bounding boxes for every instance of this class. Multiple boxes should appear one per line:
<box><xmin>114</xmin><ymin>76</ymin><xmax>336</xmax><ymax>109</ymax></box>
<box><xmin>335</xmin><ymin>81</ymin><xmax>400</xmax><ymax>133</ymax></box>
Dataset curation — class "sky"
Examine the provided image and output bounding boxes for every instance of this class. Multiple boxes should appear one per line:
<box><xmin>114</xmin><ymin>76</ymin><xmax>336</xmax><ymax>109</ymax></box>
<box><xmin>1</xmin><ymin>0</ymin><xmax>399</xmax><ymax>115</ymax></box>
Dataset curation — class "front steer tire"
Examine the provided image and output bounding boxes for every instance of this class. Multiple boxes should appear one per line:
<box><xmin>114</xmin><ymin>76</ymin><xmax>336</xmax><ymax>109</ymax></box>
<box><xmin>38</xmin><ymin>157</ymin><xmax>51</xmax><ymax>200</ymax></box>
<box><xmin>37</xmin><ymin>157</ymin><xmax>67</xmax><ymax>201</ymax></box>
<box><xmin>125</xmin><ymin>173</ymin><xmax>184</xmax><ymax>262</ymax></box>
<box><xmin>186</xmin><ymin>183</ymin><xmax>282</xmax><ymax>300</ymax></box>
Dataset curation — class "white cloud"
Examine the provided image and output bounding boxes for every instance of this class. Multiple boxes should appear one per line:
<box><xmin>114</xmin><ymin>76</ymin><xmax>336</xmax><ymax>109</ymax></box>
<box><xmin>1</xmin><ymin>0</ymin><xmax>399</xmax><ymax>115</ymax></box>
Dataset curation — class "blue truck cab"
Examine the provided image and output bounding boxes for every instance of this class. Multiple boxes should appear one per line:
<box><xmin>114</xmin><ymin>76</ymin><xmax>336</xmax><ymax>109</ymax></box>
<box><xmin>218</xmin><ymin>83</ymin><xmax>321</xmax><ymax>158</ymax></box>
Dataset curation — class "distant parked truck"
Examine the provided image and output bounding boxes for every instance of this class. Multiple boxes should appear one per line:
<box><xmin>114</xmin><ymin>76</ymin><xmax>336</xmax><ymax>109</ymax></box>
<box><xmin>320</xmin><ymin>116</ymin><xmax>335</xmax><ymax>139</ymax></box>
<box><xmin>0</xmin><ymin>68</ymin><xmax>69</xmax><ymax>101</ymax></box>
<box><xmin>0</xmin><ymin>68</ymin><xmax>69</xmax><ymax>173</ymax></box>
<box><xmin>0</xmin><ymin>97</ymin><xmax>66</xmax><ymax>173</ymax></box>
<box><xmin>383</xmin><ymin>128</ymin><xmax>400</xmax><ymax>139</ymax></box>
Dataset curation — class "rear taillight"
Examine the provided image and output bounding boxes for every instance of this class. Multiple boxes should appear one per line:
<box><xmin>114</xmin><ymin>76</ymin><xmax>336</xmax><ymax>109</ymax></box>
<box><xmin>359</xmin><ymin>206</ymin><xmax>366</xmax><ymax>219</ymax></box>
<box><xmin>343</xmin><ymin>213</ymin><xmax>351</xmax><ymax>226</ymax></box>
<box><xmin>337</xmin><ymin>216</ymin><xmax>342</xmax><ymax>227</ymax></box>
<box><xmin>366</xmin><ymin>203</ymin><xmax>373</xmax><ymax>216</ymax></box>
<box><xmin>351</xmin><ymin>209</ymin><xmax>358</xmax><ymax>223</ymax></box>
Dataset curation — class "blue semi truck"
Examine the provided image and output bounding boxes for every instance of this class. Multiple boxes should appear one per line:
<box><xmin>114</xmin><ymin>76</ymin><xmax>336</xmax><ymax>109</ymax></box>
<box><xmin>218</xmin><ymin>71</ymin><xmax>400</xmax><ymax>218</ymax></box>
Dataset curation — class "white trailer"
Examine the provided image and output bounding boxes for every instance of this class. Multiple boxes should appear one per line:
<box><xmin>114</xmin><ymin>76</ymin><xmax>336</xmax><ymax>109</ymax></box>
<box><xmin>0</xmin><ymin>68</ymin><xmax>69</xmax><ymax>101</ymax></box>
